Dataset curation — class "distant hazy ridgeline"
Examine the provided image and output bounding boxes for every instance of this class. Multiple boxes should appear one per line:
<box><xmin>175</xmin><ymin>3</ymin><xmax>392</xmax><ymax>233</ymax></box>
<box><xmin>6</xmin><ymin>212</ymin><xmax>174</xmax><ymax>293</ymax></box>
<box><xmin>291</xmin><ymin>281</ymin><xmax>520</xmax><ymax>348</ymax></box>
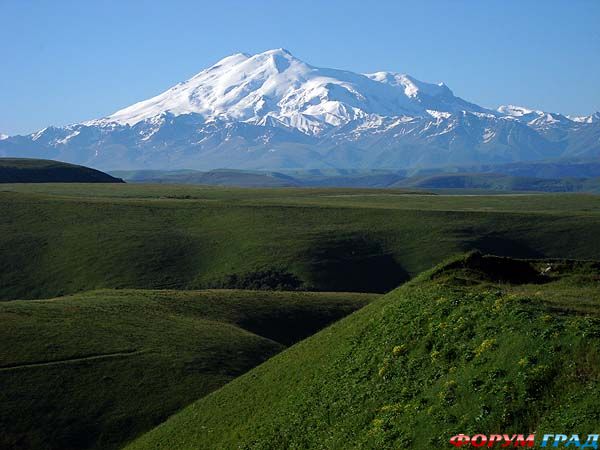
<box><xmin>111</xmin><ymin>167</ymin><xmax>600</xmax><ymax>192</ymax></box>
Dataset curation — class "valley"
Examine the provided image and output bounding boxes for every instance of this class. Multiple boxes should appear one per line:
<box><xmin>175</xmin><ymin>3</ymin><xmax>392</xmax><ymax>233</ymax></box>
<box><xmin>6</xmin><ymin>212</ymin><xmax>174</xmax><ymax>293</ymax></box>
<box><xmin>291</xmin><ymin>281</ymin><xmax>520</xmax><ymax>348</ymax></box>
<box><xmin>1</xmin><ymin>184</ymin><xmax>599</xmax><ymax>449</ymax></box>
<box><xmin>126</xmin><ymin>254</ymin><xmax>600</xmax><ymax>449</ymax></box>
<box><xmin>1</xmin><ymin>185</ymin><xmax>600</xmax><ymax>301</ymax></box>
<box><xmin>0</xmin><ymin>288</ymin><xmax>374</xmax><ymax>450</ymax></box>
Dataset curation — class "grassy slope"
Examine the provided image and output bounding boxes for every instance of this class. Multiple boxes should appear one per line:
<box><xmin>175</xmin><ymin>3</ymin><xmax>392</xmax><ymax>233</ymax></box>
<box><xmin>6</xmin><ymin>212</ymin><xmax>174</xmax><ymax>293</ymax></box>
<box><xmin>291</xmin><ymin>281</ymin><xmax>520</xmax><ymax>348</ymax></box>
<box><xmin>113</xmin><ymin>168</ymin><xmax>600</xmax><ymax>191</ymax></box>
<box><xmin>0</xmin><ymin>158</ymin><xmax>123</xmax><ymax>183</ymax></box>
<box><xmin>0</xmin><ymin>289</ymin><xmax>375</xmax><ymax>450</ymax></box>
<box><xmin>1</xmin><ymin>185</ymin><xmax>600</xmax><ymax>300</ymax></box>
<box><xmin>112</xmin><ymin>169</ymin><xmax>301</xmax><ymax>187</ymax></box>
<box><xmin>394</xmin><ymin>172</ymin><xmax>600</xmax><ymax>193</ymax></box>
<box><xmin>127</xmin><ymin>254</ymin><xmax>600</xmax><ymax>449</ymax></box>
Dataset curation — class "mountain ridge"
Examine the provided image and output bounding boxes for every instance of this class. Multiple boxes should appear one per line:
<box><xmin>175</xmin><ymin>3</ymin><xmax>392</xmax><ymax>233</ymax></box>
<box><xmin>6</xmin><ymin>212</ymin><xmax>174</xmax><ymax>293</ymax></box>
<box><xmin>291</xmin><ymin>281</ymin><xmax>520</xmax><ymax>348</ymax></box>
<box><xmin>1</xmin><ymin>49</ymin><xmax>599</xmax><ymax>170</ymax></box>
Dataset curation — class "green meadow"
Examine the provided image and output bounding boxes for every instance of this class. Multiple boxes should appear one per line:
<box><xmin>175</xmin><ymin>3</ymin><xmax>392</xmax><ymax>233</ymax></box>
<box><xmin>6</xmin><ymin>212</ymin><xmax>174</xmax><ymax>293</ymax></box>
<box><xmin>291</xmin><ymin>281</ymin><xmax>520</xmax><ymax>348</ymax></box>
<box><xmin>1</xmin><ymin>184</ymin><xmax>599</xmax><ymax>301</ymax></box>
<box><xmin>0</xmin><ymin>289</ymin><xmax>374</xmax><ymax>450</ymax></box>
<box><xmin>1</xmin><ymin>183</ymin><xmax>599</xmax><ymax>449</ymax></box>
<box><xmin>126</xmin><ymin>254</ymin><xmax>600</xmax><ymax>450</ymax></box>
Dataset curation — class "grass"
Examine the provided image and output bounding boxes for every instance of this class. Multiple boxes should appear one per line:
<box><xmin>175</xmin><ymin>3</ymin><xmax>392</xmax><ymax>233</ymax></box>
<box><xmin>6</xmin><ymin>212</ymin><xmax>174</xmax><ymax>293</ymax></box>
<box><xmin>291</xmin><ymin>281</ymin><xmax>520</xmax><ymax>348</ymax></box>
<box><xmin>111</xmin><ymin>168</ymin><xmax>301</xmax><ymax>187</ymax></box>
<box><xmin>126</xmin><ymin>253</ymin><xmax>600</xmax><ymax>449</ymax></box>
<box><xmin>1</xmin><ymin>185</ymin><xmax>600</xmax><ymax>300</ymax></box>
<box><xmin>0</xmin><ymin>288</ymin><xmax>375</xmax><ymax>450</ymax></box>
<box><xmin>393</xmin><ymin>172</ymin><xmax>600</xmax><ymax>193</ymax></box>
<box><xmin>2</xmin><ymin>184</ymin><xmax>599</xmax><ymax>449</ymax></box>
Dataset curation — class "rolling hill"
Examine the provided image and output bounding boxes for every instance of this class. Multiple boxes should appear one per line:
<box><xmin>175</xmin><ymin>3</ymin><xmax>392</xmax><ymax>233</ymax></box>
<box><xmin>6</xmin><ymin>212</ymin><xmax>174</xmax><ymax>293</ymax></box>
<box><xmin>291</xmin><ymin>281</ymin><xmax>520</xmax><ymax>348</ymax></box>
<box><xmin>111</xmin><ymin>168</ymin><xmax>300</xmax><ymax>187</ymax></box>
<box><xmin>1</xmin><ymin>185</ymin><xmax>600</xmax><ymax>301</ymax></box>
<box><xmin>393</xmin><ymin>173</ymin><xmax>600</xmax><ymax>193</ymax></box>
<box><xmin>126</xmin><ymin>253</ymin><xmax>600</xmax><ymax>449</ymax></box>
<box><xmin>0</xmin><ymin>158</ymin><xmax>123</xmax><ymax>183</ymax></box>
<box><xmin>111</xmin><ymin>167</ymin><xmax>600</xmax><ymax>192</ymax></box>
<box><xmin>0</xmin><ymin>288</ymin><xmax>375</xmax><ymax>450</ymax></box>
<box><xmin>1</xmin><ymin>184</ymin><xmax>599</xmax><ymax>450</ymax></box>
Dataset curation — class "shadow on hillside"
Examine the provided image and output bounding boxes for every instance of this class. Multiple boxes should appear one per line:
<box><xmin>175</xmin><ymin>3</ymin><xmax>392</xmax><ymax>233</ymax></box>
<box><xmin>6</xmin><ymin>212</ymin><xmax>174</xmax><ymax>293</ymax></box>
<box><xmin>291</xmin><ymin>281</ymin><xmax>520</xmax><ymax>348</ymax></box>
<box><xmin>439</xmin><ymin>252</ymin><xmax>548</xmax><ymax>285</ymax></box>
<box><xmin>237</xmin><ymin>305</ymin><xmax>368</xmax><ymax>346</ymax></box>
<box><xmin>302</xmin><ymin>235</ymin><xmax>409</xmax><ymax>293</ymax></box>
<box><xmin>461</xmin><ymin>233</ymin><xmax>545</xmax><ymax>259</ymax></box>
<box><xmin>208</xmin><ymin>269</ymin><xmax>304</xmax><ymax>291</ymax></box>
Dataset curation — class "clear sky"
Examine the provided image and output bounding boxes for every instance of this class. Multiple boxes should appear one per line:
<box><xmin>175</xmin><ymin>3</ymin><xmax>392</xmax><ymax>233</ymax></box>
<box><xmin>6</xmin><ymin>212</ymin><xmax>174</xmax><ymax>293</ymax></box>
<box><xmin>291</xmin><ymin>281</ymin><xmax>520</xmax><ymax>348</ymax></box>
<box><xmin>1</xmin><ymin>0</ymin><xmax>599</xmax><ymax>135</ymax></box>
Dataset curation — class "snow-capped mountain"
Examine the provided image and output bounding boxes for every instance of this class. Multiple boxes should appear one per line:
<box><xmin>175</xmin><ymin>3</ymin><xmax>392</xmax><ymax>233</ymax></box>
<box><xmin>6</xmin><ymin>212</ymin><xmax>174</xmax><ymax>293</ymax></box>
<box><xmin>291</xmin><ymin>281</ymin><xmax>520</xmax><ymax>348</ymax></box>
<box><xmin>94</xmin><ymin>49</ymin><xmax>483</xmax><ymax>133</ymax></box>
<box><xmin>569</xmin><ymin>112</ymin><xmax>600</xmax><ymax>124</ymax></box>
<box><xmin>1</xmin><ymin>49</ymin><xmax>598</xmax><ymax>170</ymax></box>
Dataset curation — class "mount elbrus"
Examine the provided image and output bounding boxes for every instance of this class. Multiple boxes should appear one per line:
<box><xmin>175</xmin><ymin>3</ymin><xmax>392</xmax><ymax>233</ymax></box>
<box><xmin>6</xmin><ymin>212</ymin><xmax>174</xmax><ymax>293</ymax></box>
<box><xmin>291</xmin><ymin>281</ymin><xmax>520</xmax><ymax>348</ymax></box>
<box><xmin>2</xmin><ymin>49</ymin><xmax>599</xmax><ymax>170</ymax></box>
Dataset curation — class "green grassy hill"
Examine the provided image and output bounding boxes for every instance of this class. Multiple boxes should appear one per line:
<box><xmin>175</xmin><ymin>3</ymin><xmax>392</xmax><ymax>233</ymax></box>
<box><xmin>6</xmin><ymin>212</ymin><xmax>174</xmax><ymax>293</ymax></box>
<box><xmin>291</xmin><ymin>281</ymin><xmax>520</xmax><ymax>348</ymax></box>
<box><xmin>112</xmin><ymin>169</ymin><xmax>300</xmax><ymax>187</ymax></box>
<box><xmin>0</xmin><ymin>158</ymin><xmax>123</xmax><ymax>183</ymax></box>
<box><xmin>393</xmin><ymin>172</ymin><xmax>600</xmax><ymax>193</ymax></box>
<box><xmin>127</xmin><ymin>253</ymin><xmax>600</xmax><ymax>449</ymax></box>
<box><xmin>111</xmin><ymin>167</ymin><xmax>600</xmax><ymax>192</ymax></box>
<box><xmin>0</xmin><ymin>288</ymin><xmax>374</xmax><ymax>450</ymax></box>
<box><xmin>1</xmin><ymin>185</ymin><xmax>600</xmax><ymax>300</ymax></box>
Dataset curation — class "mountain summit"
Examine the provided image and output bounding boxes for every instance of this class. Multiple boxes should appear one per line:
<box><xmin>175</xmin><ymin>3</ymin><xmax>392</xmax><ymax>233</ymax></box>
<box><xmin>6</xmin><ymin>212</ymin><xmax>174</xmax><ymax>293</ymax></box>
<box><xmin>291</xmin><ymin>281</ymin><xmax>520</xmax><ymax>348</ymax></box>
<box><xmin>99</xmin><ymin>48</ymin><xmax>477</xmax><ymax>133</ymax></box>
<box><xmin>2</xmin><ymin>49</ymin><xmax>599</xmax><ymax>170</ymax></box>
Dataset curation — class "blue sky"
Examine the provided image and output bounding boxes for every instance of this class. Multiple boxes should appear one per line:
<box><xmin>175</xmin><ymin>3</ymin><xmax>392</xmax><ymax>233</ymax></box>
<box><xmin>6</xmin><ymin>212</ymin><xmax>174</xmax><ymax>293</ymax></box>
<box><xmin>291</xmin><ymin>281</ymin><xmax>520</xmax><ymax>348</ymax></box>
<box><xmin>1</xmin><ymin>0</ymin><xmax>599</xmax><ymax>135</ymax></box>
